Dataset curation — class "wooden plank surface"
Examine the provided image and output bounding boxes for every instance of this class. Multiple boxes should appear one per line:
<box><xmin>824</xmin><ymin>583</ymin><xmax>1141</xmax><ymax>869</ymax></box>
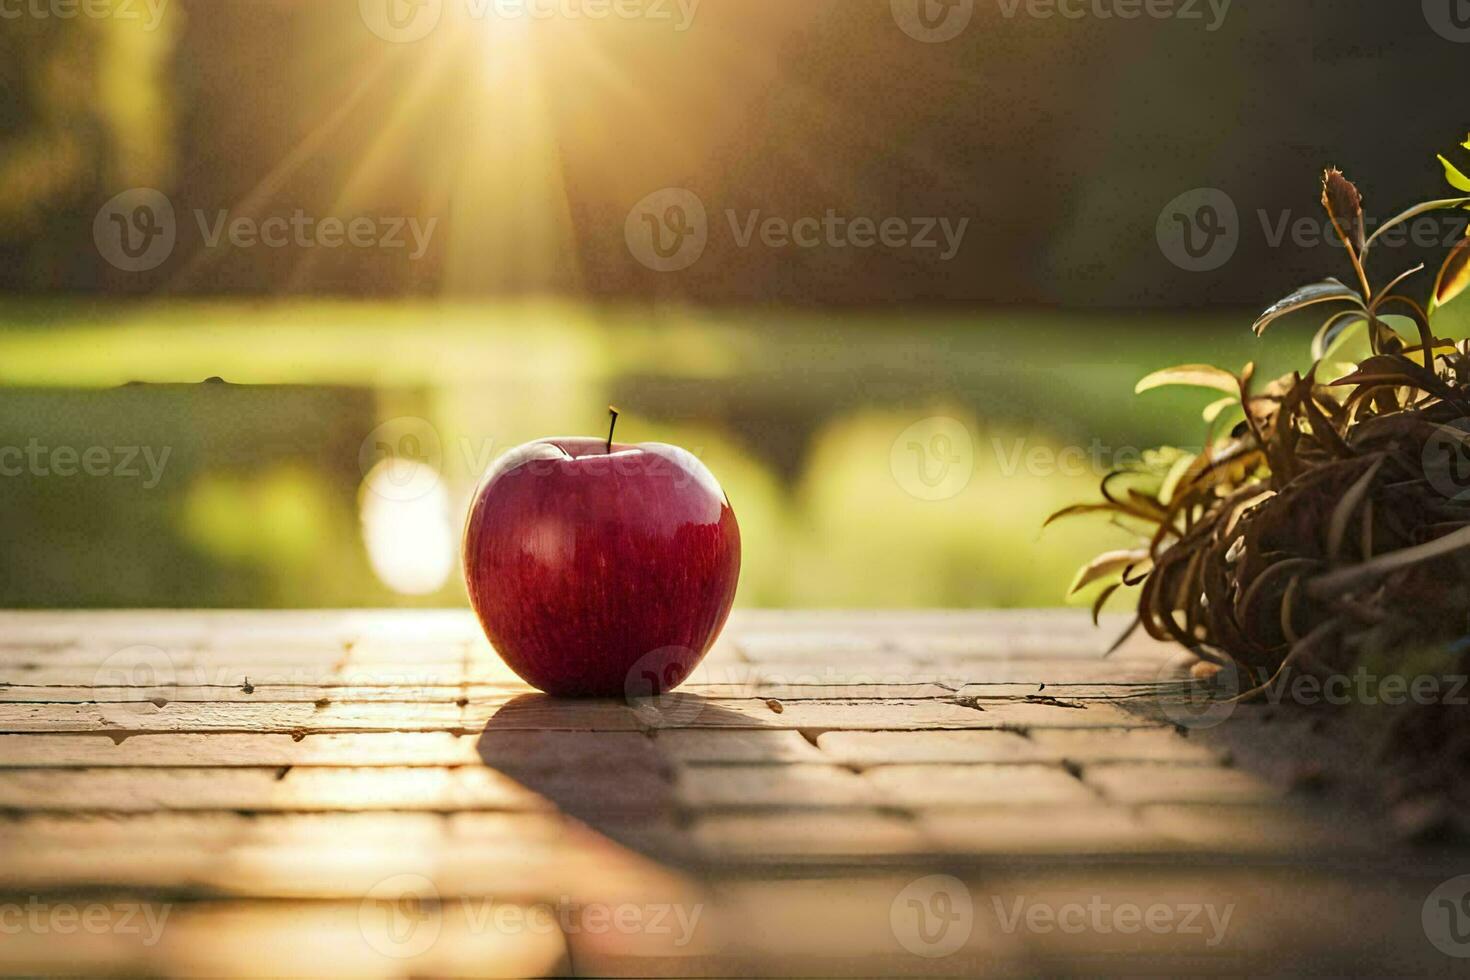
<box><xmin>0</xmin><ymin>610</ymin><xmax>1459</xmax><ymax>978</ymax></box>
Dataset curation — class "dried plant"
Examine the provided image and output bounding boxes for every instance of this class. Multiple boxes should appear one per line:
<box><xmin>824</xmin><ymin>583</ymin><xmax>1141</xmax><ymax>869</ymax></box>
<box><xmin>1053</xmin><ymin>138</ymin><xmax>1470</xmax><ymax>807</ymax></box>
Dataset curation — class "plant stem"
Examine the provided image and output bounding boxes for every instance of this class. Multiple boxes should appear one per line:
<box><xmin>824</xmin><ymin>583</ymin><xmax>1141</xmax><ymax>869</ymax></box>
<box><xmin>1347</xmin><ymin>246</ymin><xmax>1373</xmax><ymax>310</ymax></box>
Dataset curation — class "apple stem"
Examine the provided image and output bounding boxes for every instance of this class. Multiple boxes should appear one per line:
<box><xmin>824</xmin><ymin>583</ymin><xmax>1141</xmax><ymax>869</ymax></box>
<box><xmin>606</xmin><ymin>406</ymin><xmax>620</xmax><ymax>454</ymax></box>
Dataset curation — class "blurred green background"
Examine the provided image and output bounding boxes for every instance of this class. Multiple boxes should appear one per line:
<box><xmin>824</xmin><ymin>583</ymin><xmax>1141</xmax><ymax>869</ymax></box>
<box><xmin>2</xmin><ymin>1</ymin><xmax>1466</xmax><ymax>608</ymax></box>
<box><xmin>0</xmin><ymin>300</ymin><xmax>1361</xmax><ymax>608</ymax></box>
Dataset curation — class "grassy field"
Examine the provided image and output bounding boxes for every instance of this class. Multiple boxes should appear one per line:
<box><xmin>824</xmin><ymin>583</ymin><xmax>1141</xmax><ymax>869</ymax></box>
<box><xmin>0</xmin><ymin>299</ymin><xmax>1379</xmax><ymax>609</ymax></box>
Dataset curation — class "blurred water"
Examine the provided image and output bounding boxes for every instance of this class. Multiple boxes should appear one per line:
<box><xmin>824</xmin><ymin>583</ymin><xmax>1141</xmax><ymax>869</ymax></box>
<box><xmin>0</xmin><ymin>302</ymin><xmax>1306</xmax><ymax>609</ymax></box>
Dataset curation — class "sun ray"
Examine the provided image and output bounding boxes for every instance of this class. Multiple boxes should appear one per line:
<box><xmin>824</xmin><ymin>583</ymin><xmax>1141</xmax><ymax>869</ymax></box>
<box><xmin>438</xmin><ymin>19</ymin><xmax>581</xmax><ymax>297</ymax></box>
<box><xmin>167</xmin><ymin>52</ymin><xmax>399</xmax><ymax>292</ymax></box>
<box><xmin>286</xmin><ymin>40</ymin><xmax>469</xmax><ymax>291</ymax></box>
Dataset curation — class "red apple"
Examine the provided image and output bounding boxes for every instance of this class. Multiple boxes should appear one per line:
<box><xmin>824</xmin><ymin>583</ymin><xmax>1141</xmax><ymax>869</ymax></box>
<box><xmin>463</xmin><ymin>424</ymin><xmax>741</xmax><ymax>698</ymax></box>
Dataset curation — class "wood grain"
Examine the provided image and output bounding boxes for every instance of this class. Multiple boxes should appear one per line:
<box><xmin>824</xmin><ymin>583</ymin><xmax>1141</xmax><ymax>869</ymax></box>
<box><xmin>0</xmin><ymin>609</ymin><xmax>1440</xmax><ymax>978</ymax></box>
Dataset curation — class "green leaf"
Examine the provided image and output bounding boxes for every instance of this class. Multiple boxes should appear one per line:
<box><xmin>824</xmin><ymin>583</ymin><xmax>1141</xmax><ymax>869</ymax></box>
<box><xmin>1310</xmin><ymin>310</ymin><xmax>1368</xmax><ymax>363</ymax></box>
<box><xmin>1433</xmin><ymin>237</ymin><xmax>1470</xmax><ymax>311</ymax></box>
<box><xmin>1140</xmin><ymin>446</ymin><xmax>1194</xmax><ymax>470</ymax></box>
<box><xmin>1202</xmin><ymin>397</ymin><xmax>1238</xmax><ymax>423</ymax></box>
<box><xmin>1158</xmin><ymin>451</ymin><xmax>1199</xmax><ymax>505</ymax></box>
<box><xmin>1135</xmin><ymin>365</ymin><xmax>1240</xmax><ymax>396</ymax></box>
<box><xmin>1440</xmin><ymin>155</ymin><xmax>1470</xmax><ymax>193</ymax></box>
<box><xmin>1329</xmin><ymin>354</ymin><xmax>1448</xmax><ymax>398</ymax></box>
<box><xmin>1364</xmin><ymin>197</ymin><xmax>1470</xmax><ymax>252</ymax></box>
<box><xmin>1090</xmin><ymin>583</ymin><xmax>1122</xmax><ymax>626</ymax></box>
<box><xmin>1252</xmin><ymin>279</ymin><xmax>1363</xmax><ymax>336</ymax></box>
<box><xmin>1043</xmin><ymin>503</ymin><xmax>1125</xmax><ymax>528</ymax></box>
<box><xmin>1068</xmin><ymin>549</ymin><xmax>1149</xmax><ymax>596</ymax></box>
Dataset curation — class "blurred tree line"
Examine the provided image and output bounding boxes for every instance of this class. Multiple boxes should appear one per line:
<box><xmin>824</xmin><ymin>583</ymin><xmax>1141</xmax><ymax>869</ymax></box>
<box><xmin>0</xmin><ymin>4</ymin><xmax>176</xmax><ymax>282</ymax></box>
<box><xmin>0</xmin><ymin>0</ymin><xmax>1464</xmax><ymax>308</ymax></box>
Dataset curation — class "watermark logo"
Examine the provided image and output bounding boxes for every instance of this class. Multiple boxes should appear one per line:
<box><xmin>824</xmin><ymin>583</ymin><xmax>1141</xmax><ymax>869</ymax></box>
<box><xmin>891</xmin><ymin>875</ymin><xmax>973</xmax><ymax>958</ymax></box>
<box><xmin>625</xmin><ymin>646</ymin><xmax>706</xmax><ymax>728</ymax></box>
<box><xmin>94</xmin><ymin>189</ymin><xmax>176</xmax><ymax>273</ymax></box>
<box><xmin>626</xmin><ymin>188</ymin><xmax>709</xmax><ymax>272</ymax></box>
<box><xmin>359</xmin><ymin>417</ymin><xmax>445</xmax><ymax>503</ymax></box>
<box><xmin>1424</xmin><ymin>419</ymin><xmax>1470</xmax><ymax>503</ymax></box>
<box><xmin>92</xmin><ymin>644</ymin><xmax>179</xmax><ymax>728</ymax></box>
<box><xmin>1424</xmin><ymin>875</ymin><xmax>1470</xmax><ymax>957</ymax></box>
<box><xmin>1157</xmin><ymin>187</ymin><xmax>1238</xmax><ymax>272</ymax></box>
<box><xmin>1154</xmin><ymin>657</ymin><xmax>1241</xmax><ymax>730</ymax></box>
<box><xmin>360</xmin><ymin>0</ymin><xmax>444</xmax><ymax>42</ymax></box>
<box><xmin>1425</xmin><ymin>0</ymin><xmax>1470</xmax><ymax>43</ymax></box>
<box><xmin>891</xmin><ymin>417</ymin><xmax>974</xmax><ymax>501</ymax></box>
<box><xmin>891</xmin><ymin>0</ymin><xmax>974</xmax><ymax>42</ymax></box>
<box><xmin>360</xmin><ymin>874</ymin><xmax>443</xmax><ymax>959</ymax></box>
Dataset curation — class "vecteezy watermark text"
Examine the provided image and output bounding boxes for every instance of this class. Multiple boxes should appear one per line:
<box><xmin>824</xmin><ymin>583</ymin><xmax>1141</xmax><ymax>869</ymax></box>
<box><xmin>359</xmin><ymin>875</ymin><xmax>704</xmax><ymax>959</ymax></box>
<box><xmin>0</xmin><ymin>0</ymin><xmax>169</xmax><ymax>30</ymax></box>
<box><xmin>194</xmin><ymin>210</ymin><xmax>437</xmax><ymax>260</ymax></box>
<box><xmin>1158</xmin><ymin>659</ymin><xmax>1470</xmax><ymax>730</ymax></box>
<box><xmin>1158</xmin><ymin>186</ymin><xmax>1470</xmax><ymax>273</ymax></box>
<box><xmin>460</xmin><ymin>896</ymin><xmax>703</xmax><ymax>945</ymax></box>
<box><xmin>625</xmin><ymin>188</ymin><xmax>969</xmax><ymax>272</ymax></box>
<box><xmin>0</xmin><ymin>441</ymin><xmax>171</xmax><ymax>488</ymax></box>
<box><xmin>890</xmin><ymin>420</ymin><xmax>1207</xmax><ymax>503</ymax></box>
<box><xmin>889</xmin><ymin>876</ymin><xmax>1234</xmax><ymax>959</ymax></box>
<box><xmin>0</xmin><ymin>899</ymin><xmax>171</xmax><ymax>947</ymax></box>
<box><xmin>93</xmin><ymin>189</ymin><xmax>438</xmax><ymax>273</ymax></box>
<box><xmin>1257</xmin><ymin>209</ymin><xmax>1469</xmax><ymax>252</ymax></box>
<box><xmin>471</xmin><ymin>0</ymin><xmax>699</xmax><ymax>27</ymax></box>
<box><xmin>989</xmin><ymin>894</ymin><xmax>1234</xmax><ymax>946</ymax></box>
<box><xmin>995</xmin><ymin>0</ymin><xmax>1230</xmax><ymax>30</ymax></box>
<box><xmin>1240</xmin><ymin>668</ymin><xmax>1467</xmax><ymax>708</ymax></box>
<box><xmin>891</xmin><ymin>0</ymin><xmax>1229</xmax><ymax>43</ymax></box>
<box><xmin>991</xmin><ymin>437</ymin><xmax>1160</xmax><ymax>479</ymax></box>
<box><xmin>727</xmin><ymin>211</ymin><xmax>968</xmax><ymax>261</ymax></box>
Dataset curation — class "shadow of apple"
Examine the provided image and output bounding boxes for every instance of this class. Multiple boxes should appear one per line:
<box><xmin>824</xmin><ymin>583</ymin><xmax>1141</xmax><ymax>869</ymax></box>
<box><xmin>473</xmin><ymin>693</ymin><xmax>760</xmax><ymax>868</ymax></box>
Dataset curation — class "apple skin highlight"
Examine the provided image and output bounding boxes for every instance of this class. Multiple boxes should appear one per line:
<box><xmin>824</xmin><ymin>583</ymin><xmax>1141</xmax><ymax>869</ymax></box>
<box><xmin>463</xmin><ymin>438</ymin><xmax>741</xmax><ymax>698</ymax></box>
